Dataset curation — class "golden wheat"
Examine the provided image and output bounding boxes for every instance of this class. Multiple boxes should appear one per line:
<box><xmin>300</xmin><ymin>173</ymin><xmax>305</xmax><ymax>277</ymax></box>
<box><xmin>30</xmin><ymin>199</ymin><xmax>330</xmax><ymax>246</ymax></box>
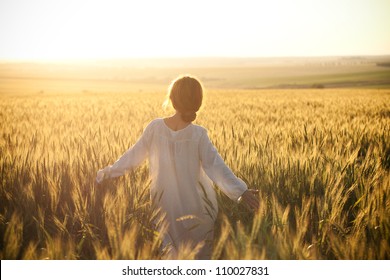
<box><xmin>0</xmin><ymin>88</ymin><xmax>389</xmax><ymax>259</ymax></box>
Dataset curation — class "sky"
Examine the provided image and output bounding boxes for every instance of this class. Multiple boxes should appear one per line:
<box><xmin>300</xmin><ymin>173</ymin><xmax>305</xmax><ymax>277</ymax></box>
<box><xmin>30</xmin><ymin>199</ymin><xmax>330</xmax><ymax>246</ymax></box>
<box><xmin>0</xmin><ymin>0</ymin><xmax>389</xmax><ymax>61</ymax></box>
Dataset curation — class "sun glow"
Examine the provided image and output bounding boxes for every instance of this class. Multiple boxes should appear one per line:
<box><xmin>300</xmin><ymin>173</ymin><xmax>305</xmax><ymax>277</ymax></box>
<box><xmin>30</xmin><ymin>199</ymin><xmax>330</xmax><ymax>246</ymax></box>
<box><xmin>0</xmin><ymin>0</ymin><xmax>389</xmax><ymax>61</ymax></box>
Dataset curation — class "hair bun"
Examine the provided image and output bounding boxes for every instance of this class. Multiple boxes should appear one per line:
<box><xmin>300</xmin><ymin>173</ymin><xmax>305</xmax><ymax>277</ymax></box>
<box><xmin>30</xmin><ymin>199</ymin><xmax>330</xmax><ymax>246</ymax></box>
<box><xmin>181</xmin><ymin>111</ymin><xmax>197</xmax><ymax>122</ymax></box>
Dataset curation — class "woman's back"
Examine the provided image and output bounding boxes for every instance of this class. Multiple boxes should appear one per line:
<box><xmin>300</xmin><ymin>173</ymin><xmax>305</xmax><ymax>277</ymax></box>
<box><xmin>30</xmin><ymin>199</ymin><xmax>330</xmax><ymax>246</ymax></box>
<box><xmin>146</xmin><ymin>118</ymin><xmax>218</xmax><ymax>258</ymax></box>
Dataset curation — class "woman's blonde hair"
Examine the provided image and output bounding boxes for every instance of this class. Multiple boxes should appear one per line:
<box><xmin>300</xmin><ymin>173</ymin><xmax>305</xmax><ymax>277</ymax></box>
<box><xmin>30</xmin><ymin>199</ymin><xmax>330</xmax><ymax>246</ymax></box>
<box><xmin>164</xmin><ymin>75</ymin><xmax>203</xmax><ymax>122</ymax></box>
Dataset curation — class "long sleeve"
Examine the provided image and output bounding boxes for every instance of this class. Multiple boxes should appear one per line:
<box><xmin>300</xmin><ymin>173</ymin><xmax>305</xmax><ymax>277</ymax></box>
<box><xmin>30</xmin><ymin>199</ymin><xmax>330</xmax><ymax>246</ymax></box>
<box><xmin>199</xmin><ymin>130</ymin><xmax>247</xmax><ymax>201</ymax></box>
<box><xmin>96</xmin><ymin>123</ymin><xmax>152</xmax><ymax>182</ymax></box>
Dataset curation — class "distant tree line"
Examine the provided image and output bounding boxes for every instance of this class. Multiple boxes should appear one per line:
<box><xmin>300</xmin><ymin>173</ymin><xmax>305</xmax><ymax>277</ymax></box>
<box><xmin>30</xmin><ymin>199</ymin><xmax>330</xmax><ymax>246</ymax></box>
<box><xmin>377</xmin><ymin>62</ymin><xmax>390</xmax><ymax>67</ymax></box>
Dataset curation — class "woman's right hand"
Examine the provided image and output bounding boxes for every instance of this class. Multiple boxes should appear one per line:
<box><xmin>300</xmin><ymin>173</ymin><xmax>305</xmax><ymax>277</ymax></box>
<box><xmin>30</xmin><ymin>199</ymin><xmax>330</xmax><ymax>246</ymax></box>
<box><xmin>239</xmin><ymin>189</ymin><xmax>260</xmax><ymax>211</ymax></box>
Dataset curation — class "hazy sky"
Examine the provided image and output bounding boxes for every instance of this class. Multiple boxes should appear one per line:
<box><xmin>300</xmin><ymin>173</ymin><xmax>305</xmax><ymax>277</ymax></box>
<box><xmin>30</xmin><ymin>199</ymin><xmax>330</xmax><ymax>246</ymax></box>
<box><xmin>0</xmin><ymin>0</ymin><xmax>389</xmax><ymax>60</ymax></box>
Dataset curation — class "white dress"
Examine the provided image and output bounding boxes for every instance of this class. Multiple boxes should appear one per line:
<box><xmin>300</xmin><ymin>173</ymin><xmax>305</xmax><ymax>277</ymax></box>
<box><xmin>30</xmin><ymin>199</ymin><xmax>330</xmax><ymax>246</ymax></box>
<box><xmin>97</xmin><ymin>118</ymin><xmax>247</xmax><ymax>259</ymax></box>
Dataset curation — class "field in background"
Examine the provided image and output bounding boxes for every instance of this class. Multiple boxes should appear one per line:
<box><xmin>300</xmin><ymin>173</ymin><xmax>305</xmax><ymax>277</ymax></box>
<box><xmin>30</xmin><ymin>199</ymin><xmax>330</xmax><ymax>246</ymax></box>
<box><xmin>1</xmin><ymin>56</ymin><xmax>390</xmax><ymax>95</ymax></box>
<box><xmin>1</xmin><ymin>57</ymin><xmax>390</xmax><ymax>259</ymax></box>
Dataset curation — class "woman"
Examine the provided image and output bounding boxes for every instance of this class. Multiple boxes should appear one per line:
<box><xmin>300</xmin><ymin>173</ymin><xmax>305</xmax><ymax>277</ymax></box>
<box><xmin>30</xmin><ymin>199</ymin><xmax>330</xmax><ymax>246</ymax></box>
<box><xmin>96</xmin><ymin>75</ymin><xmax>259</xmax><ymax>259</ymax></box>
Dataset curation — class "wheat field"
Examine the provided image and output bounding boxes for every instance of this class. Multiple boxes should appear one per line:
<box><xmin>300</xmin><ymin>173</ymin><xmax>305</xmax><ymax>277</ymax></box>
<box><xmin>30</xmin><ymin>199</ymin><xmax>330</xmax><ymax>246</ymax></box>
<box><xmin>0</xmin><ymin>88</ymin><xmax>389</xmax><ymax>259</ymax></box>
